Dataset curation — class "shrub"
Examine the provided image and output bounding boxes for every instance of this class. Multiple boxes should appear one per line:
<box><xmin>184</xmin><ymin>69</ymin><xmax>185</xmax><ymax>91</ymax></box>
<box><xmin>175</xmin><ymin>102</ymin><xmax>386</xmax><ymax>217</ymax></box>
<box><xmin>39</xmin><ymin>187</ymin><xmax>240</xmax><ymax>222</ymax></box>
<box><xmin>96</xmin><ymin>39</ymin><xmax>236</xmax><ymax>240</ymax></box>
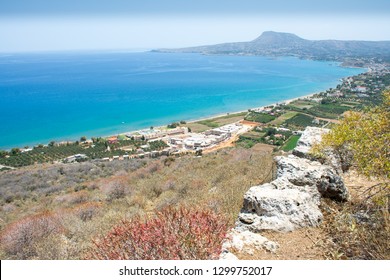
<box><xmin>0</xmin><ymin>212</ymin><xmax>64</xmax><ymax>259</ymax></box>
<box><xmin>323</xmin><ymin>198</ymin><xmax>390</xmax><ymax>260</ymax></box>
<box><xmin>73</xmin><ymin>202</ymin><xmax>102</xmax><ymax>222</ymax></box>
<box><xmin>88</xmin><ymin>206</ymin><xmax>228</xmax><ymax>260</ymax></box>
<box><xmin>54</xmin><ymin>190</ymin><xmax>89</xmax><ymax>205</ymax></box>
<box><xmin>102</xmin><ymin>180</ymin><xmax>128</xmax><ymax>201</ymax></box>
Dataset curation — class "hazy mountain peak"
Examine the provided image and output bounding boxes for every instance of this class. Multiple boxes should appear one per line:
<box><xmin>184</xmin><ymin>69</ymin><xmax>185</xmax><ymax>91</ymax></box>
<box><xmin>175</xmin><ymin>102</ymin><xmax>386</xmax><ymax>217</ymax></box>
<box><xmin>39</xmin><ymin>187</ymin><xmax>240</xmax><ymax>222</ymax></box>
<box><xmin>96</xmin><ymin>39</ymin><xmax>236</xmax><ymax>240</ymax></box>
<box><xmin>252</xmin><ymin>31</ymin><xmax>306</xmax><ymax>44</ymax></box>
<box><xmin>156</xmin><ymin>31</ymin><xmax>390</xmax><ymax>61</ymax></box>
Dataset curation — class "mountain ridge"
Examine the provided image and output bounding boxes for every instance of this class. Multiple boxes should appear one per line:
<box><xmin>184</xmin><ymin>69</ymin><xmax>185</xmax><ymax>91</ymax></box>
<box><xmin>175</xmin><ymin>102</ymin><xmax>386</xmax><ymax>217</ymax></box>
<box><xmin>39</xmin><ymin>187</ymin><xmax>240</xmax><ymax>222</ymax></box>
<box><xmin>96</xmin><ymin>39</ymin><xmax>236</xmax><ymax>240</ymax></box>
<box><xmin>156</xmin><ymin>31</ymin><xmax>390</xmax><ymax>61</ymax></box>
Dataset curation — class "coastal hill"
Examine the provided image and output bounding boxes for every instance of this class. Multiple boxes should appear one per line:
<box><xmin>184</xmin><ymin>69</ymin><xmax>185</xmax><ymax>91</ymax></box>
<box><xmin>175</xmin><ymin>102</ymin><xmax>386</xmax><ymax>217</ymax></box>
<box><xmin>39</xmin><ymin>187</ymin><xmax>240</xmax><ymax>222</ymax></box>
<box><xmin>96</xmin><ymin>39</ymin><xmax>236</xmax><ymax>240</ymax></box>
<box><xmin>156</xmin><ymin>31</ymin><xmax>390</xmax><ymax>61</ymax></box>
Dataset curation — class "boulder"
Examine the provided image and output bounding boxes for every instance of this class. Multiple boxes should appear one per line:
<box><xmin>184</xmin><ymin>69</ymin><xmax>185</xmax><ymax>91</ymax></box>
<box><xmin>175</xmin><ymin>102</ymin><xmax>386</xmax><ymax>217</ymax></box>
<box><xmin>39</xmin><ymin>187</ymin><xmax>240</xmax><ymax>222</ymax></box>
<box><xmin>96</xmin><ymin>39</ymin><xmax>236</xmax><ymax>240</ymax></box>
<box><xmin>237</xmin><ymin>181</ymin><xmax>323</xmax><ymax>232</ymax></box>
<box><xmin>275</xmin><ymin>155</ymin><xmax>349</xmax><ymax>201</ymax></box>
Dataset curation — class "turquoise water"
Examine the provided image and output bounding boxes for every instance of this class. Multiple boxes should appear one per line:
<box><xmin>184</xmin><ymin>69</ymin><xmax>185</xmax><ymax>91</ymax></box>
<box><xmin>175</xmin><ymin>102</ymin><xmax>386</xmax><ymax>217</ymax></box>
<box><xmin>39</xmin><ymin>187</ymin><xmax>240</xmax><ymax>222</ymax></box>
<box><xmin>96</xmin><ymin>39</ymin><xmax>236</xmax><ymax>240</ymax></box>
<box><xmin>0</xmin><ymin>52</ymin><xmax>363</xmax><ymax>149</ymax></box>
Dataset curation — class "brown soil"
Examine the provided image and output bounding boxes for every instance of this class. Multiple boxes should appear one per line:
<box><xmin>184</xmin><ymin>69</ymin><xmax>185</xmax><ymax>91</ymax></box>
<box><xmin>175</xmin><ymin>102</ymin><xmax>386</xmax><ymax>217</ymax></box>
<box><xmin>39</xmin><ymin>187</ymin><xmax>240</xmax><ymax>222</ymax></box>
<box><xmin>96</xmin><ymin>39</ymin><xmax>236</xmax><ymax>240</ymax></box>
<box><xmin>235</xmin><ymin>227</ymin><xmax>328</xmax><ymax>260</ymax></box>
<box><xmin>240</xmin><ymin>120</ymin><xmax>262</xmax><ymax>126</ymax></box>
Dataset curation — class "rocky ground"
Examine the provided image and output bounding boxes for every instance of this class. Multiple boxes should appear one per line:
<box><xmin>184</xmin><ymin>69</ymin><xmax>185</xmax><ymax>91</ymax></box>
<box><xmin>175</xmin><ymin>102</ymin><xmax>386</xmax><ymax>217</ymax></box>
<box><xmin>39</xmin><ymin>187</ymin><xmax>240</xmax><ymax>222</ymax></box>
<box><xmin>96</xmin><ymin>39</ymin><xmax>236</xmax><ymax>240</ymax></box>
<box><xmin>220</xmin><ymin>127</ymin><xmax>353</xmax><ymax>260</ymax></box>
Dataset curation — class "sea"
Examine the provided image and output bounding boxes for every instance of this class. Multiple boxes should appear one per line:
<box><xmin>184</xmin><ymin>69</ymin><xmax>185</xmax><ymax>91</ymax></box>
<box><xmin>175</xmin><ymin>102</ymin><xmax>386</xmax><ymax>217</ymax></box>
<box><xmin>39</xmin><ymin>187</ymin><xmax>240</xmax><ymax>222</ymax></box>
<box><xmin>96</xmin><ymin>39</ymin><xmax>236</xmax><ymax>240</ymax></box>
<box><xmin>0</xmin><ymin>51</ymin><xmax>364</xmax><ymax>149</ymax></box>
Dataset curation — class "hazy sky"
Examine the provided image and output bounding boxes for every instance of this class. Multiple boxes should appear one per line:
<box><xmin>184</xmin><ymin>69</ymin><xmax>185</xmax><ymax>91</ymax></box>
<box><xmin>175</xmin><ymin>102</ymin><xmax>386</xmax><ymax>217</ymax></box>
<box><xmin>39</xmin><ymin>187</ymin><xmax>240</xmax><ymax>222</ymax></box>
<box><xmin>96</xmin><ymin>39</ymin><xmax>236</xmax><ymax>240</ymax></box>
<box><xmin>1</xmin><ymin>0</ymin><xmax>390</xmax><ymax>52</ymax></box>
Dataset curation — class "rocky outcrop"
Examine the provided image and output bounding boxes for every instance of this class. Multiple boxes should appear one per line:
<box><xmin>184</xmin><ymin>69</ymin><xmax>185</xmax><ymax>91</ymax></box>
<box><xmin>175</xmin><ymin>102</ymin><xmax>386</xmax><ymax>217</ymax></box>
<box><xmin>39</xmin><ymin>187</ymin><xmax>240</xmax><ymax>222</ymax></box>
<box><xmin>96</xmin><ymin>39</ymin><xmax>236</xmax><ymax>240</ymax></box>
<box><xmin>292</xmin><ymin>126</ymin><xmax>329</xmax><ymax>159</ymax></box>
<box><xmin>275</xmin><ymin>155</ymin><xmax>349</xmax><ymax>201</ymax></box>
<box><xmin>237</xmin><ymin>179</ymin><xmax>323</xmax><ymax>232</ymax></box>
<box><xmin>220</xmin><ymin>126</ymin><xmax>349</xmax><ymax>259</ymax></box>
<box><xmin>292</xmin><ymin>126</ymin><xmax>353</xmax><ymax>174</ymax></box>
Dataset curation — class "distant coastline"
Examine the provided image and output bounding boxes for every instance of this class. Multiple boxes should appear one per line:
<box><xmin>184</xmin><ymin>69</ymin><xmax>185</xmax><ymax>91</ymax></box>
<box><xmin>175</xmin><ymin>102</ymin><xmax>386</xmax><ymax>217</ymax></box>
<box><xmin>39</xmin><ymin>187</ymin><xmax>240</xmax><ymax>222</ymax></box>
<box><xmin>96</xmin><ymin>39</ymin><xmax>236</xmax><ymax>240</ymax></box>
<box><xmin>0</xmin><ymin>91</ymin><xmax>334</xmax><ymax>151</ymax></box>
<box><xmin>0</xmin><ymin>52</ymin><xmax>365</xmax><ymax>150</ymax></box>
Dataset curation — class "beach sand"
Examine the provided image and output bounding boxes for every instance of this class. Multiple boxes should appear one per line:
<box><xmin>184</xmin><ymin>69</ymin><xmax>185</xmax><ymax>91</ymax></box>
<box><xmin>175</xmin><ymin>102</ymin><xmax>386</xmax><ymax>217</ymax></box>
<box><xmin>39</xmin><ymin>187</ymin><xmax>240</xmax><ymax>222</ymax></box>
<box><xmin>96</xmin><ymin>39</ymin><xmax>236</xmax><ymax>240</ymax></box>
<box><xmin>116</xmin><ymin>92</ymin><xmax>318</xmax><ymax>137</ymax></box>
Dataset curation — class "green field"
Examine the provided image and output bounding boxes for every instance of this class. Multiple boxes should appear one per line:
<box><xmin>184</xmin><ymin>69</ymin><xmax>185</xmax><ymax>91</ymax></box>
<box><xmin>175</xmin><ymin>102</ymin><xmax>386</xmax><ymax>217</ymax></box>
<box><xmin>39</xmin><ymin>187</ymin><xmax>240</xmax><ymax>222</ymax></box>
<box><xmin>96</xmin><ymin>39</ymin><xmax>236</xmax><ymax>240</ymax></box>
<box><xmin>282</xmin><ymin>135</ymin><xmax>301</xmax><ymax>151</ymax></box>
<box><xmin>288</xmin><ymin>100</ymin><xmax>316</xmax><ymax>109</ymax></box>
<box><xmin>270</xmin><ymin>111</ymin><xmax>298</xmax><ymax>125</ymax></box>
<box><xmin>245</xmin><ymin>112</ymin><xmax>276</xmax><ymax>123</ymax></box>
<box><xmin>284</xmin><ymin>113</ymin><xmax>316</xmax><ymax>128</ymax></box>
<box><xmin>187</xmin><ymin>112</ymin><xmax>247</xmax><ymax>132</ymax></box>
<box><xmin>236</xmin><ymin>130</ymin><xmax>266</xmax><ymax>148</ymax></box>
<box><xmin>309</xmin><ymin>103</ymin><xmax>351</xmax><ymax>119</ymax></box>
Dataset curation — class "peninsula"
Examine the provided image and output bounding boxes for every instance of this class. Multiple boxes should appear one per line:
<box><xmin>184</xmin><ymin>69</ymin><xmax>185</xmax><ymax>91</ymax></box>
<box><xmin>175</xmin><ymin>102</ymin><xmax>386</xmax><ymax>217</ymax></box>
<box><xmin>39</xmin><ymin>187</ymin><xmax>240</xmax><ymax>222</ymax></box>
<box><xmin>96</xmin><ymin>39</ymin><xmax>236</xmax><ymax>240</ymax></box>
<box><xmin>156</xmin><ymin>31</ymin><xmax>390</xmax><ymax>65</ymax></box>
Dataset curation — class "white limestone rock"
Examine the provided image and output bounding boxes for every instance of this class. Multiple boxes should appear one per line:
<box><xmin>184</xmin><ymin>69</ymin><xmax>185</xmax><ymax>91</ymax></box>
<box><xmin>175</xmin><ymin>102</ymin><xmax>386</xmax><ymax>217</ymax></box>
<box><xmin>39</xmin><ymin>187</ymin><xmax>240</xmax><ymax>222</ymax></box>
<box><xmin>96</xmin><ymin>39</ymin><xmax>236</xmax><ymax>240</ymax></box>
<box><xmin>237</xmin><ymin>182</ymin><xmax>323</xmax><ymax>232</ymax></box>
<box><xmin>275</xmin><ymin>155</ymin><xmax>349</xmax><ymax>201</ymax></box>
<box><xmin>220</xmin><ymin>229</ymin><xmax>279</xmax><ymax>259</ymax></box>
<box><xmin>219</xmin><ymin>251</ymin><xmax>239</xmax><ymax>260</ymax></box>
<box><xmin>293</xmin><ymin>126</ymin><xmax>329</xmax><ymax>159</ymax></box>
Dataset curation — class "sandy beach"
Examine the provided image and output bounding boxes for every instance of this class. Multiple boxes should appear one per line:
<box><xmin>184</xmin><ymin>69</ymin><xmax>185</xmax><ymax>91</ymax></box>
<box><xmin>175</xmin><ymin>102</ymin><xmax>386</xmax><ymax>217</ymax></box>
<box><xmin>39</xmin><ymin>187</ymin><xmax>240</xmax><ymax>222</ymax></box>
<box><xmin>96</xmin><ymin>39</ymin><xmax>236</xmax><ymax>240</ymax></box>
<box><xmin>116</xmin><ymin>91</ymin><xmax>319</xmax><ymax>137</ymax></box>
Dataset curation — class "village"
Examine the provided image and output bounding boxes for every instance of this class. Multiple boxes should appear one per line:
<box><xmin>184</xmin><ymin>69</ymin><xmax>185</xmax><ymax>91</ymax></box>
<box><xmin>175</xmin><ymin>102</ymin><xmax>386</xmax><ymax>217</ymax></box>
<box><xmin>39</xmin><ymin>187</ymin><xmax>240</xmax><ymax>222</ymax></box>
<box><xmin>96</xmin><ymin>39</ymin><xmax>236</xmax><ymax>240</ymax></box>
<box><xmin>85</xmin><ymin>122</ymin><xmax>253</xmax><ymax>162</ymax></box>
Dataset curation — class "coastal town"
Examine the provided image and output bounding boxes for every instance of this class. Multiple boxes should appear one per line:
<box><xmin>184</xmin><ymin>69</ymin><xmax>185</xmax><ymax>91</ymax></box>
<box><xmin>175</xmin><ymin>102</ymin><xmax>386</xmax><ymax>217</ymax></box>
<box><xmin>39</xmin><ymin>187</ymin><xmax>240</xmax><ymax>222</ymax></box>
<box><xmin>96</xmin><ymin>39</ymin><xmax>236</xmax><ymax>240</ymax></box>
<box><xmin>1</xmin><ymin>63</ymin><xmax>389</xmax><ymax>169</ymax></box>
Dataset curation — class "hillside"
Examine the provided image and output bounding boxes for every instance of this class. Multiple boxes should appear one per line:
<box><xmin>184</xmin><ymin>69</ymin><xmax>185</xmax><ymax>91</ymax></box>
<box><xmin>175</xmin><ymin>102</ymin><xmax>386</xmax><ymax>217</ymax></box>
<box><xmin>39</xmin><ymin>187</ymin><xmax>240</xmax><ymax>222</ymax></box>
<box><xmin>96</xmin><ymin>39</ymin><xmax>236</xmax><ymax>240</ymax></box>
<box><xmin>156</xmin><ymin>31</ymin><xmax>390</xmax><ymax>61</ymax></box>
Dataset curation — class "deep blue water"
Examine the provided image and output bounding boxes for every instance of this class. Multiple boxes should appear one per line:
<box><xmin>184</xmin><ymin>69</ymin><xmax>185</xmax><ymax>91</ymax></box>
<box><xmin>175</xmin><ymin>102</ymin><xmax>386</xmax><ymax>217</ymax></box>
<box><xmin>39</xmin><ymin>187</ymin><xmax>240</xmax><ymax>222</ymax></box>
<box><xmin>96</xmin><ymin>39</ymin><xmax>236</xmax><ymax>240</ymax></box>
<box><xmin>0</xmin><ymin>52</ymin><xmax>363</xmax><ymax>149</ymax></box>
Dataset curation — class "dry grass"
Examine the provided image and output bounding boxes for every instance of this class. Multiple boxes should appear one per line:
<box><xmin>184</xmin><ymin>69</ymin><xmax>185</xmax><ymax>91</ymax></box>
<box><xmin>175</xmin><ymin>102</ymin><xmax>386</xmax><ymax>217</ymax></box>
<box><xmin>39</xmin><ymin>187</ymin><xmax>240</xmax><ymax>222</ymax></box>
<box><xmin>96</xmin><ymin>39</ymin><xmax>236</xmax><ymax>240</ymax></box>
<box><xmin>231</xmin><ymin>168</ymin><xmax>389</xmax><ymax>260</ymax></box>
<box><xmin>321</xmin><ymin>170</ymin><xmax>390</xmax><ymax>260</ymax></box>
<box><xmin>322</xmin><ymin>198</ymin><xmax>389</xmax><ymax>260</ymax></box>
<box><xmin>0</xmin><ymin>145</ymin><xmax>274</xmax><ymax>259</ymax></box>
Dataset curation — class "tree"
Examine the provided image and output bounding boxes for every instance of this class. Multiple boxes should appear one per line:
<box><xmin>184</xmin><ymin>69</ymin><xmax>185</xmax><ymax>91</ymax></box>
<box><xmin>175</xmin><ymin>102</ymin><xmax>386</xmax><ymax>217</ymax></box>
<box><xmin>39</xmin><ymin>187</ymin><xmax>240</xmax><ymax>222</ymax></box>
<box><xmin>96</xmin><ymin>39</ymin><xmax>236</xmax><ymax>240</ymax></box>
<box><xmin>318</xmin><ymin>90</ymin><xmax>389</xmax><ymax>179</ymax></box>
<box><xmin>266</xmin><ymin>128</ymin><xmax>276</xmax><ymax>136</ymax></box>
<box><xmin>10</xmin><ymin>148</ymin><xmax>21</xmax><ymax>156</ymax></box>
<box><xmin>80</xmin><ymin>136</ymin><xmax>87</xmax><ymax>142</ymax></box>
<box><xmin>0</xmin><ymin>150</ymin><xmax>8</xmax><ymax>158</ymax></box>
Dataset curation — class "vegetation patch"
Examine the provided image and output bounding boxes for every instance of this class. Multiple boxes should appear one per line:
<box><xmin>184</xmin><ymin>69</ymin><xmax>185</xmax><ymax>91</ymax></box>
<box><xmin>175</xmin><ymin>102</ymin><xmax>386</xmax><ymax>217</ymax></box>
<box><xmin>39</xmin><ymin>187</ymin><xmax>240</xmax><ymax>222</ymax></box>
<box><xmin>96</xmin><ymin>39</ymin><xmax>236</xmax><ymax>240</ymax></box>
<box><xmin>88</xmin><ymin>206</ymin><xmax>228</xmax><ymax>260</ymax></box>
<box><xmin>282</xmin><ymin>135</ymin><xmax>301</xmax><ymax>152</ymax></box>
<box><xmin>284</xmin><ymin>113</ymin><xmax>317</xmax><ymax>129</ymax></box>
<box><xmin>288</xmin><ymin>100</ymin><xmax>316</xmax><ymax>109</ymax></box>
<box><xmin>197</xmin><ymin>120</ymin><xmax>220</xmax><ymax>128</ymax></box>
<box><xmin>0</xmin><ymin>139</ymin><xmax>168</xmax><ymax>168</ymax></box>
<box><xmin>245</xmin><ymin>112</ymin><xmax>276</xmax><ymax>123</ymax></box>
<box><xmin>310</xmin><ymin>103</ymin><xmax>351</xmax><ymax>118</ymax></box>
<box><xmin>270</xmin><ymin>111</ymin><xmax>298</xmax><ymax>125</ymax></box>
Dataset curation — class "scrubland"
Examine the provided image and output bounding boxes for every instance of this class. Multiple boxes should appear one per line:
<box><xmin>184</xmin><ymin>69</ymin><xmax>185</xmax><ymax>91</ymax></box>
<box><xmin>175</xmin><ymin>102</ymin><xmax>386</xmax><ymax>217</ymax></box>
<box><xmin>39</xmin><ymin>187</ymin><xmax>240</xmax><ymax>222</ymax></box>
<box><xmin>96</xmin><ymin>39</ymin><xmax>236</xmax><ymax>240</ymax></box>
<box><xmin>0</xmin><ymin>145</ymin><xmax>274</xmax><ymax>259</ymax></box>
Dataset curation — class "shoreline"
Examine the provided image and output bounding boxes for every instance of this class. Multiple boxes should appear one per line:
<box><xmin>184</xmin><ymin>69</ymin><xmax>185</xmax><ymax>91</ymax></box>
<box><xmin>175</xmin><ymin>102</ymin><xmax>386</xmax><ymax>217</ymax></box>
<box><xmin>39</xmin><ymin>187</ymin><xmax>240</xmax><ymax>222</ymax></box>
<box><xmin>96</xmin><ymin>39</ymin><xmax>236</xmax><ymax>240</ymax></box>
<box><xmin>184</xmin><ymin>92</ymin><xmax>318</xmax><ymax>125</ymax></box>
<box><xmin>1</xmin><ymin>92</ymin><xmax>319</xmax><ymax>151</ymax></box>
<box><xmin>29</xmin><ymin>92</ymin><xmax>323</xmax><ymax>150</ymax></box>
<box><xmin>1</xmin><ymin>64</ymin><xmax>368</xmax><ymax>151</ymax></box>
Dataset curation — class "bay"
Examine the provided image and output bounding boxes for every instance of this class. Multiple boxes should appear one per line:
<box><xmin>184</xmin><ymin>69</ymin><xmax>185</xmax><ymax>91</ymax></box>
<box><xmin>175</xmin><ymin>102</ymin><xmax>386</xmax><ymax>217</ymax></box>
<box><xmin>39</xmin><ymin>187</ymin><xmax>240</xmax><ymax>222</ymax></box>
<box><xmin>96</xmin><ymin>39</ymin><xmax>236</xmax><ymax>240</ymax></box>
<box><xmin>0</xmin><ymin>52</ymin><xmax>364</xmax><ymax>149</ymax></box>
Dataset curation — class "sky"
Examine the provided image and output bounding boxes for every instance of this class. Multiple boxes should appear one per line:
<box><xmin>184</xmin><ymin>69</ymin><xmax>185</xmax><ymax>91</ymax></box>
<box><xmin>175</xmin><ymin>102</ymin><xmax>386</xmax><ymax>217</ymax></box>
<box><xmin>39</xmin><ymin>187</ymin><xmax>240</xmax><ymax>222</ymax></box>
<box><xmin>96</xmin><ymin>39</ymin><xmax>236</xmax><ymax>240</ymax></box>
<box><xmin>1</xmin><ymin>0</ymin><xmax>390</xmax><ymax>52</ymax></box>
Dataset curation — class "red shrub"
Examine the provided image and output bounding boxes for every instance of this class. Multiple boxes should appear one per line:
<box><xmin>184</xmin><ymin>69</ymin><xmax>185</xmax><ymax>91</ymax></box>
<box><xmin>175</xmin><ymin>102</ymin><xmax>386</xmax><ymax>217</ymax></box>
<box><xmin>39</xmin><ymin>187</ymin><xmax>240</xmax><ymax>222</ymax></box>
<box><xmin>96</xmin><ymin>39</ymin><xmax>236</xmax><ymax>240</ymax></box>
<box><xmin>88</xmin><ymin>206</ymin><xmax>228</xmax><ymax>260</ymax></box>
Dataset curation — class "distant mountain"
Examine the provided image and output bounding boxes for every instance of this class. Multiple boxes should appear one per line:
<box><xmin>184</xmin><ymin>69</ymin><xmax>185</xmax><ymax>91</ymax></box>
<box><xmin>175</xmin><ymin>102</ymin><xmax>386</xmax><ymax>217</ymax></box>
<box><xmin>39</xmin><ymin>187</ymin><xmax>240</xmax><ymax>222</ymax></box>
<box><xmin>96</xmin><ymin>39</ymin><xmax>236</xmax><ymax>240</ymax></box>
<box><xmin>156</xmin><ymin>31</ymin><xmax>390</xmax><ymax>61</ymax></box>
